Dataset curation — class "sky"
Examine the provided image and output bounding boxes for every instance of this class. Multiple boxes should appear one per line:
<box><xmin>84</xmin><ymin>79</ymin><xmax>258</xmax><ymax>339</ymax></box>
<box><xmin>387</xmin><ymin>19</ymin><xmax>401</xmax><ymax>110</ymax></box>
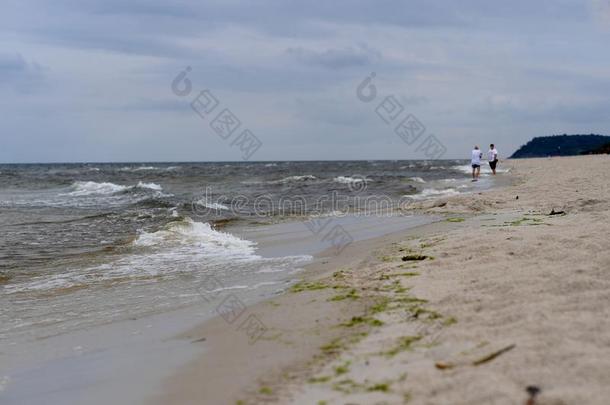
<box><xmin>2</xmin><ymin>0</ymin><xmax>610</xmax><ymax>162</ymax></box>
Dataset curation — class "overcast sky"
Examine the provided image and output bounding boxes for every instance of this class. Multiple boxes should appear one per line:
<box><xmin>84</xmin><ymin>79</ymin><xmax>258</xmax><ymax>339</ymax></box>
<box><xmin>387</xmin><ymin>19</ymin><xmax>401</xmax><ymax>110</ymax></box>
<box><xmin>2</xmin><ymin>0</ymin><xmax>610</xmax><ymax>162</ymax></box>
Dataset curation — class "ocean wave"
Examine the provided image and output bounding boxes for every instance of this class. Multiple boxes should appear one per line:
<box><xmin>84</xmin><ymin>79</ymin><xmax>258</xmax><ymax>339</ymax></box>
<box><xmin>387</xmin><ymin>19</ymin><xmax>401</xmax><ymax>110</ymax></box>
<box><xmin>119</xmin><ymin>166</ymin><xmax>159</xmax><ymax>172</ymax></box>
<box><xmin>193</xmin><ymin>198</ymin><xmax>229</xmax><ymax>211</ymax></box>
<box><xmin>408</xmin><ymin>177</ymin><xmax>426</xmax><ymax>183</ymax></box>
<box><xmin>66</xmin><ymin>181</ymin><xmax>163</xmax><ymax>196</ymax></box>
<box><xmin>133</xmin><ymin>218</ymin><xmax>255</xmax><ymax>254</ymax></box>
<box><xmin>4</xmin><ymin>218</ymin><xmax>311</xmax><ymax>294</ymax></box>
<box><xmin>67</xmin><ymin>181</ymin><xmax>129</xmax><ymax>196</ymax></box>
<box><xmin>271</xmin><ymin>175</ymin><xmax>317</xmax><ymax>184</ymax></box>
<box><xmin>135</xmin><ymin>182</ymin><xmax>163</xmax><ymax>191</ymax></box>
<box><xmin>5</xmin><ymin>219</ymin><xmax>259</xmax><ymax>293</ymax></box>
<box><xmin>409</xmin><ymin>188</ymin><xmax>461</xmax><ymax>200</ymax></box>
<box><xmin>333</xmin><ymin>176</ymin><xmax>370</xmax><ymax>184</ymax></box>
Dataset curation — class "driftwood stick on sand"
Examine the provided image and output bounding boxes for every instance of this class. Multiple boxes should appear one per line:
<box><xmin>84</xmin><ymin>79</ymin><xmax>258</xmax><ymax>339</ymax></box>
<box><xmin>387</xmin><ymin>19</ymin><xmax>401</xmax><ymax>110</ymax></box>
<box><xmin>472</xmin><ymin>344</ymin><xmax>516</xmax><ymax>366</ymax></box>
<box><xmin>435</xmin><ymin>343</ymin><xmax>516</xmax><ymax>370</ymax></box>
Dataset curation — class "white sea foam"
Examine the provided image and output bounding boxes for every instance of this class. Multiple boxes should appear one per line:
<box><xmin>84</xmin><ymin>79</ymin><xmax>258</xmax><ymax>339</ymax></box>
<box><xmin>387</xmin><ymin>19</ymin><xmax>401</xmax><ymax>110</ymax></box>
<box><xmin>409</xmin><ymin>188</ymin><xmax>461</xmax><ymax>200</ymax></box>
<box><xmin>5</xmin><ymin>218</ymin><xmax>312</xmax><ymax>295</ymax></box>
<box><xmin>256</xmin><ymin>265</ymin><xmax>299</xmax><ymax>274</ymax></box>
<box><xmin>5</xmin><ymin>219</ymin><xmax>267</xmax><ymax>293</ymax></box>
<box><xmin>194</xmin><ymin>198</ymin><xmax>229</xmax><ymax>211</ymax></box>
<box><xmin>136</xmin><ymin>182</ymin><xmax>163</xmax><ymax>191</ymax></box>
<box><xmin>67</xmin><ymin>181</ymin><xmax>128</xmax><ymax>196</ymax></box>
<box><xmin>333</xmin><ymin>176</ymin><xmax>370</xmax><ymax>184</ymax></box>
<box><xmin>66</xmin><ymin>181</ymin><xmax>163</xmax><ymax>196</ymax></box>
<box><xmin>408</xmin><ymin>177</ymin><xmax>426</xmax><ymax>183</ymax></box>
<box><xmin>272</xmin><ymin>175</ymin><xmax>317</xmax><ymax>184</ymax></box>
<box><xmin>133</xmin><ymin>218</ymin><xmax>252</xmax><ymax>251</ymax></box>
<box><xmin>3</xmin><ymin>273</ymin><xmax>82</xmax><ymax>293</ymax></box>
<box><xmin>452</xmin><ymin>164</ymin><xmax>510</xmax><ymax>174</ymax></box>
<box><xmin>119</xmin><ymin>166</ymin><xmax>159</xmax><ymax>171</ymax></box>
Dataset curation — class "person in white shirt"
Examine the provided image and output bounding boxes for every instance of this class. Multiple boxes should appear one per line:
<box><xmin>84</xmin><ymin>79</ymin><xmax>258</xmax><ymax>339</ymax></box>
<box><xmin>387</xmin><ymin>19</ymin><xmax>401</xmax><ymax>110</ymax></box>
<box><xmin>471</xmin><ymin>145</ymin><xmax>483</xmax><ymax>181</ymax></box>
<box><xmin>487</xmin><ymin>144</ymin><xmax>499</xmax><ymax>175</ymax></box>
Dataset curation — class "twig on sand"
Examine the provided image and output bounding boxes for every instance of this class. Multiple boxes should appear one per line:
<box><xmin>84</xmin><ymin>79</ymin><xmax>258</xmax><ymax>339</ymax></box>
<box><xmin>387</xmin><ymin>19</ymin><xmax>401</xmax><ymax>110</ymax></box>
<box><xmin>471</xmin><ymin>344</ymin><xmax>516</xmax><ymax>366</ymax></box>
<box><xmin>435</xmin><ymin>343</ymin><xmax>516</xmax><ymax>370</ymax></box>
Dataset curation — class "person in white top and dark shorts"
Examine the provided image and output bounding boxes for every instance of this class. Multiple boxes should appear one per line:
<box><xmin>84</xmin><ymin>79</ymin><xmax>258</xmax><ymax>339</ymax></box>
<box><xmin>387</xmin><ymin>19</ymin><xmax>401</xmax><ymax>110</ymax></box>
<box><xmin>471</xmin><ymin>145</ymin><xmax>483</xmax><ymax>181</ymax></box>
<box><xmin>488</xmin><ymin>144</ymin><xmax>499</xmax><ymax>175</ymax></box>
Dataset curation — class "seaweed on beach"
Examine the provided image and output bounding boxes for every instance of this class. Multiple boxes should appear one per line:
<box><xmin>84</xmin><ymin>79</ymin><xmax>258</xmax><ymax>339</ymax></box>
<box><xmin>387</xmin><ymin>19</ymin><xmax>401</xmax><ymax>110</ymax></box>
<box><xmin>333</xmin><ymin>361</ymin><xmax>351</xmax><ymax>376</ymax></box>
<box><xmin>340</xmin><ymin>316</ymin><xmax>384</xmax><ymax>328</ymax></box>
<box><xmin>328</xmin><ymin>289</ymin><xmax>360</xmax><ymax>301</ymax></box>
<box><xmin>402</xmin><ymin>254</ymin><xmax>429</xmax><ymax>261</ymax></box>
<box><xmin>446</xmin><ymin>217</ymin><xmax>465</xmax><ymax>223</ymax></box>
<box><xmin>383</xmin><ymin>335</ymin><xmax>422</xmax><ymax>357</ymax></box>
<box><xmin>320</xmin><ymin>338</ymin><xmax>345</xmax><ymax>355</ymax></box>
<box><xmin>290</xmin><ymin>281</ymin><xmax>330</xmax><ymax>292</ymax></box>
<box><xmin>308</xmin><ymin>375</ymin><xmax>332</xmax><ymax>383</ymax></box>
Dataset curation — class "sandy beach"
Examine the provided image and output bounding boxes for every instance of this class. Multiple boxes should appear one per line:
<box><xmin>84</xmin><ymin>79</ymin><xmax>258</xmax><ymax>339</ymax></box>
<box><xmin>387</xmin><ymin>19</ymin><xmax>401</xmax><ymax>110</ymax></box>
<box><xmin>6</xmin><ymin>2</ymin><xmax>610</xmax><ymax>404</ymax></box>
<box><xmin>151</xmin><ymin>155</ymin><xmax>610</xmax><ymax>405</ymax></box>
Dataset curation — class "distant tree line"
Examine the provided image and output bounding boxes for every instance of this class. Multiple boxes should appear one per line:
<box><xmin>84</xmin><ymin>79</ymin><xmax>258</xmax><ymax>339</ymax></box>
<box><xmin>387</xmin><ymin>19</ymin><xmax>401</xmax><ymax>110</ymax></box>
<box><xmin>510</xmin><ymin>134</ymin><xmax>610</xmax><ymax>158</ymax></box>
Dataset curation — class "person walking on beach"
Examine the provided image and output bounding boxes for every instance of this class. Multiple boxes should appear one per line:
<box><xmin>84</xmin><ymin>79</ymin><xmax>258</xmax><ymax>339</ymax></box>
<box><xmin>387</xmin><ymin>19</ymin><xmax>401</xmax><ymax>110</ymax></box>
<box><xmin>488</xmin><ymin>144</ymin><xmax>499</xmax><ymax>175</ymax></box>
<box><xmin>471</xmin><ymin>145</ymin><xmax>482</xmax><ymax>181</ymax></box>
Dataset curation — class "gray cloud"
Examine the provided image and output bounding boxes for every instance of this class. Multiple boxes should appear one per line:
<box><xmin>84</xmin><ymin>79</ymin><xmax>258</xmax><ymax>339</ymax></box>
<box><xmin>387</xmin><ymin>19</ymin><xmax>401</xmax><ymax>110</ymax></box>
<box><xmin>286</xmin><ymin>45</ymin><xmax>381</xmax><ymax>69</ymax></box>
<box><xmin>0</xmin><ymin>52</ymin><xmax>45</xmax><ymax>92</ymax></box>
<box><xmin>1</xmin><ymin>0</ymin><xmax>610</xmax><ymax>162</ymax></box>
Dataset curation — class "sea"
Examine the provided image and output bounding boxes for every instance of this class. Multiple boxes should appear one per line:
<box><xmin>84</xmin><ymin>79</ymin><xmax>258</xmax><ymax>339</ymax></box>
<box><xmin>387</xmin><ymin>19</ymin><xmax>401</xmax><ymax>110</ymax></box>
<box><xmin>0</xmin><ymin>160</ymin><xmax>498</xmax><ymax>346</ymax></box>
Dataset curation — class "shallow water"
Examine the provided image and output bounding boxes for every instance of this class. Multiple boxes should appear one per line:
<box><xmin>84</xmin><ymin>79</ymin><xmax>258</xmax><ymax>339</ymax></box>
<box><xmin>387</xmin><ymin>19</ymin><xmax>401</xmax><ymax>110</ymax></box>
<box><xmin>0</xmin><ymin>160</ymin><xmax>502</xmax><ymax>345</ymax></box>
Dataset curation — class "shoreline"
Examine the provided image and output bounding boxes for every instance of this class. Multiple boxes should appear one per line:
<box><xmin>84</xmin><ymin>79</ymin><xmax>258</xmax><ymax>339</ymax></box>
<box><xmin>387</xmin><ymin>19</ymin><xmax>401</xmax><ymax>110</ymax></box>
<box><xmin>148</xmin><ymin>167</ymin><xmax>516</xmax><ymax>404</ymax></box>
<box><xmin>150</xmin><ymin>215</ymin><xmax>468</xmax><ymax>405</ymax></box>
<box><xmin>151</xmin><ymin>155</ymin><xmax>610</xmax><ymax>404</ymax></box>
<box><xmin>0</xmin><ymin>202</ymin><xmax>448</xmax><ymax>405</ymax></box>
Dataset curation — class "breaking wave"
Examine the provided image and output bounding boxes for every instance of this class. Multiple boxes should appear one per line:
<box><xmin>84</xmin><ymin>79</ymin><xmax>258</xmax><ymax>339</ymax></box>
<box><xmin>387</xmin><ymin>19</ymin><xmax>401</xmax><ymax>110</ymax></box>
<box><xmin>409</xmin><ymin>188</ymin><xmax>462</xmax><ymax>200</ymax></box>
<box><xmin>271</xmin><ymin>175</ymin><xmax>317</xmax><ymax>184</ymax></box>
<box><xmin>5</xmin><ymin>218</ymin><xmax>311</xmax><ymax>294</ymax></box>
<box><xmin>333</xmin><ymin>176</ymin><xmax>370</xmax><ymax>184</ymax></box>
<box><xmin>66</xmin><ymin>181</ymin><xmax>163</xmax><ymax>196</ymax></box>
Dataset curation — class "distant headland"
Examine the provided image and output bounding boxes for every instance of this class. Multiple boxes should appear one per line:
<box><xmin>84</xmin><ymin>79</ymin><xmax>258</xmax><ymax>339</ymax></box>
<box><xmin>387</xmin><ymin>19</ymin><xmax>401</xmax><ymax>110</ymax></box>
<box><xmin>510</xmin><ymin>134</ymin><xmax>610</xmax><ymax>158</ymax></box>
